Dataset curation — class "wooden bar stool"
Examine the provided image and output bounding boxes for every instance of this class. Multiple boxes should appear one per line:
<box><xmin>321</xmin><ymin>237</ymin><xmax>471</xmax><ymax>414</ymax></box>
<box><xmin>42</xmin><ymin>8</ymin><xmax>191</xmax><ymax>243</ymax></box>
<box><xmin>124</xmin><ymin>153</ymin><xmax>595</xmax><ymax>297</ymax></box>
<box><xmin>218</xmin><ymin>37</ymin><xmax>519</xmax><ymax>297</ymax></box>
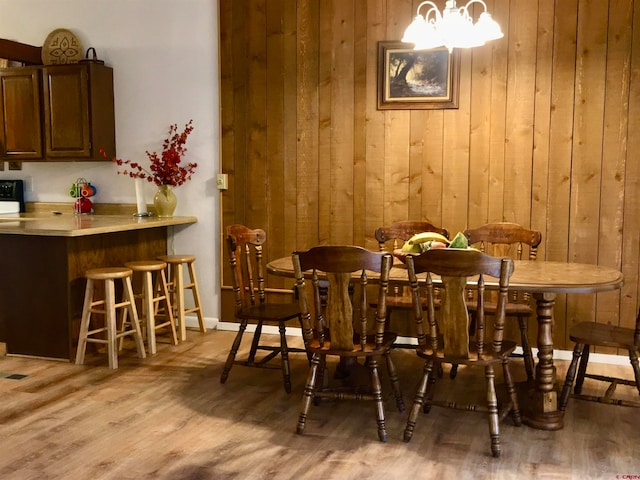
<box><xmin>157</xmin><ymin>254</ymin><xmax>205</xmax><ymax>341</ymax></box>
<box><xmin>75</xmin><ymin>267</ymin><xmax>146</xmax><ymax>369</ymax></box>
<box><xmin>125</xmin><ymin>260</ymin><xmax>178</xmax><ymax>355</ymax></box>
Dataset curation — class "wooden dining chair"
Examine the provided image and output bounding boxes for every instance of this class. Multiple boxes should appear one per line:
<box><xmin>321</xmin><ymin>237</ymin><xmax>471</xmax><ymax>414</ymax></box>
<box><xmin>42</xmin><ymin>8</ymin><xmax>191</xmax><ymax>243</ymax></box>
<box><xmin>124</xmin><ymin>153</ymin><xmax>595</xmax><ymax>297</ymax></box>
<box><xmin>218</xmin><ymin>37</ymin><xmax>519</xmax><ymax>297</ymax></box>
<box><xmin>559</xmin><ymin>309</ymin><xmax>640</xmax><ymax>409</ymax></box>
<box><xmin>374</xmin><ymin>220</ymin><xmax>450</xmax><ymax>349</ymax></box>
<box><xmin>292</xmin><ymin>245</ymin><xmax>405</xmax><ymax>442</ymax></box>
<box><xmin>463</xmin><ymin>222</ymin><xmax>542</xmax><ymax>381</ymax></box>
<box><xmin>220</xmin><ymin>224</ymin><xmax>306</xmax><ymax>393</ymax></box>
<box><xmin>402</xmin><ymin>248</ymin><xmax>522</xmax><ymax>458</ymax></box>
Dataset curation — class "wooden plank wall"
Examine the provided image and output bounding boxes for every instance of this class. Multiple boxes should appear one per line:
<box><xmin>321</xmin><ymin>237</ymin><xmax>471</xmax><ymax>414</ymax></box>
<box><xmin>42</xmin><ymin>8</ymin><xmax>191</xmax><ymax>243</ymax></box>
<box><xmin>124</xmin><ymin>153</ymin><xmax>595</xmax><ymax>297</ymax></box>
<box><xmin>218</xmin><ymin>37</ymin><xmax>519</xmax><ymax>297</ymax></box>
<box><xmin>219</xmin><ymin>0</ymin><xmax>640</xmax><ymax>351</ymax></box>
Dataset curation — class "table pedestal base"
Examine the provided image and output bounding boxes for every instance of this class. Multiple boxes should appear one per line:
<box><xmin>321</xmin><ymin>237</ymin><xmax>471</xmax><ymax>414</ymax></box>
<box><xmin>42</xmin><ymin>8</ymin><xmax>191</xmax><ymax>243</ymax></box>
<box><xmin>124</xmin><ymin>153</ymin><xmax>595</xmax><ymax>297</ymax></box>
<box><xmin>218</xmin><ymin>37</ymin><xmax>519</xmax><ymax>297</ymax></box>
<box><xmin>516</xmin><ymin>381</ymin><xmax>564</xmax><ymax>430</ymax></box>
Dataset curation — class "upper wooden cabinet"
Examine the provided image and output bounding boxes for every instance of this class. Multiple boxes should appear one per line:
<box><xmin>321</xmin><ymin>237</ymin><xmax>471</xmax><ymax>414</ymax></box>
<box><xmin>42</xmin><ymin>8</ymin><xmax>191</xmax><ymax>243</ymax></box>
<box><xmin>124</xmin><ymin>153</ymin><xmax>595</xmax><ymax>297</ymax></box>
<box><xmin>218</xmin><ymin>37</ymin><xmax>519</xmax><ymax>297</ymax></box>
<box><xmin>0</xmin><ymin>62</ymin><xmax>115</xmax><ymax>162</ymax></box>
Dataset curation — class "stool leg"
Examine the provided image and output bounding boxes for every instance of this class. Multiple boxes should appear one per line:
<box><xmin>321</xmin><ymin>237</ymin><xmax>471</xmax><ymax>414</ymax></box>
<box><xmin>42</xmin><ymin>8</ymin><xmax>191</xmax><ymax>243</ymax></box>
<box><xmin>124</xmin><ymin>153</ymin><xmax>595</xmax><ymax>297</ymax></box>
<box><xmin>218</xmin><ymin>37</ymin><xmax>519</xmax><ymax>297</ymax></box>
<box><xmin>188</xmin><ymin>262</ymin><xmax>206</xmax><ymax>333</ymax></box>
<box><xmin>159</xmin><ymin>269</ymin><xmax>179</xmax><ymax>346</ymax></box>
<box><xmin>75</xmin><ymin>278</ymin><xmax>95</xmax><ymax>365</ymax></box>
<box><xmin>174</xmin><ymin>263</ymin><xmax>187</xmax><ymax>342</ymax></box>
<box><xmin>142</xmin><ymin>270</ymin><xmax>157</xmax><ymax>355</ymax></box>
<box><xmin>104</xmin><ymin>278</ymin><xmax>119</xmax><ymax>369</ymax></box>
<box><xmin>124</xmin><ymin>276</ymin><xmax>146</xmax><ymax>360</ymax></box>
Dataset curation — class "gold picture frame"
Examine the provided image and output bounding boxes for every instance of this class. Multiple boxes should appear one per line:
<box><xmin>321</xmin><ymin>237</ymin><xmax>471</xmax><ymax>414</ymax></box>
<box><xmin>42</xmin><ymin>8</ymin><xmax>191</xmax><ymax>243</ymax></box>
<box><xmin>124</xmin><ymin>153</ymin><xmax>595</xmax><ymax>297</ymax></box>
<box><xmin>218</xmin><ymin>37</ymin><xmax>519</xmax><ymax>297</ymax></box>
<box><xmin>377</xmin><ymin>41</ymin><xmax>460</xmax><ymax>110</ymax></box>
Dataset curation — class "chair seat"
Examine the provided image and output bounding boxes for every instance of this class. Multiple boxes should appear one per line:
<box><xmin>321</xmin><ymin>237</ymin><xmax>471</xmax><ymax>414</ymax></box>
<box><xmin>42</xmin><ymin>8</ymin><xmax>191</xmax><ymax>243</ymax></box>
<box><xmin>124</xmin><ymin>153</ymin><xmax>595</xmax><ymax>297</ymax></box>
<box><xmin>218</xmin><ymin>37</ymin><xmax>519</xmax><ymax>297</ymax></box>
<box><xmin>236</xmin><ymin>302</ymin><xmax>301</xmax><ymax>322</ymax></box>
<box><xmin>306</xmin><ymin>332</ymin><xmax>397</xmax><ymax>357</ymax></box>
<box><xmin>466</xmin><ymin>301</ymin><xmax>533</xmax><ymax>316</ymax></box>
<box><xmin>416</xmin><ymin>339</ymin><xmax>518</xmax><ymax>366</ymax></box>
<box><xmin>569</xmin><ymin>321</ymin><xmax>639</xmax><ymax>350</ymax></box>
<box><xmin>385</xmin><ymin>296</ymin><xmax>441</xmax><ymax>309</ymax></box>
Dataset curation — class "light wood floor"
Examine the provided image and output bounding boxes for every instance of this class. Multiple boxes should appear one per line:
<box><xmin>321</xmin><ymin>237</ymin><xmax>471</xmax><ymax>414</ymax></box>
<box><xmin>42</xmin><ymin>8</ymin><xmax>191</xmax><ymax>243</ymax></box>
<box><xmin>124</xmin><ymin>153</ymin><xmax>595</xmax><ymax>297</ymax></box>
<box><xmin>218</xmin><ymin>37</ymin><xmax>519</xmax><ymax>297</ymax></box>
<box><xmin>0</xmin><ymin>329</ymin><xmax>638</xmax><ymax>480</ymax></box>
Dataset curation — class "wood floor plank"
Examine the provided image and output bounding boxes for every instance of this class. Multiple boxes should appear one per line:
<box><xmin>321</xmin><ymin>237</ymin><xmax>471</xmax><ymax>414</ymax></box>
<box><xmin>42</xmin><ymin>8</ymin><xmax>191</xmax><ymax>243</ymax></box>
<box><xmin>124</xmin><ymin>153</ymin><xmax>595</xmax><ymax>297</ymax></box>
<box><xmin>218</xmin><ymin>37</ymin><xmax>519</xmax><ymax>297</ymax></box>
<box><xmin>0</xmin><ymin>331</ymin><xmax>639</xmax><ymax>479</ymax></box>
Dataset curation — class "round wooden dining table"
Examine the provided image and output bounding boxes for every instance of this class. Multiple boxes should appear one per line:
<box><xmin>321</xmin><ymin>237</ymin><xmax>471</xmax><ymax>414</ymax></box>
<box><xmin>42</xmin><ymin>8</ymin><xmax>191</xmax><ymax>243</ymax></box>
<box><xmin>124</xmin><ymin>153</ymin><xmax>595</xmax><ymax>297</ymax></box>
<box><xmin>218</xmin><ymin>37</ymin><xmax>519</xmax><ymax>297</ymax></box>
<box><xmin>267</xmin><ymin>256</ymin><xmax>624</xmax><ymax>430</ymax></box>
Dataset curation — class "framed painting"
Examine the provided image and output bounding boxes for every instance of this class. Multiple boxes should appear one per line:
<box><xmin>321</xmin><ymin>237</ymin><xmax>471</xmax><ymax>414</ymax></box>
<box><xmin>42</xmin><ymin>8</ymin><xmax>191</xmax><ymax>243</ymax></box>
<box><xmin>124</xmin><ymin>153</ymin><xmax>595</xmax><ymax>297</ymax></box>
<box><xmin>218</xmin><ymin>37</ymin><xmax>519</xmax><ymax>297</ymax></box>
<box><xmin>377</xmin><ymin>41</ymin><xmax>460</xmax><ymax>110</ymax></box>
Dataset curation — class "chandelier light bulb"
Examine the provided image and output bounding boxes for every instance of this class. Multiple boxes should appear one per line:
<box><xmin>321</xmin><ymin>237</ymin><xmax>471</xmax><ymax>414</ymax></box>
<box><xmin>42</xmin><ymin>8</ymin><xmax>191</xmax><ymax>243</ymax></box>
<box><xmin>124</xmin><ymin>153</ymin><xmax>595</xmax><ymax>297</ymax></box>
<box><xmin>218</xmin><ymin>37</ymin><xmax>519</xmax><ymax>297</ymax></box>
<box><xmin>402</xmin><ymin>0</ymin><xmax>503</xmax><ymax>52</ymax></box>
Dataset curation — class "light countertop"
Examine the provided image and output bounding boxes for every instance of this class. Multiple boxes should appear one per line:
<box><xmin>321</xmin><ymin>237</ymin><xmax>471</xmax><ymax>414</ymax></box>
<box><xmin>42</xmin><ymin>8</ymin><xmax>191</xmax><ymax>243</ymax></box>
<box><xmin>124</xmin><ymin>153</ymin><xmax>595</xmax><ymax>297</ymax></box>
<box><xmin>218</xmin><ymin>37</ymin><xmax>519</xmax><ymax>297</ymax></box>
<box><xmin>0</xmin><ymin>212</ymin><xmax>197</xmax><ymax>237</ymax></box>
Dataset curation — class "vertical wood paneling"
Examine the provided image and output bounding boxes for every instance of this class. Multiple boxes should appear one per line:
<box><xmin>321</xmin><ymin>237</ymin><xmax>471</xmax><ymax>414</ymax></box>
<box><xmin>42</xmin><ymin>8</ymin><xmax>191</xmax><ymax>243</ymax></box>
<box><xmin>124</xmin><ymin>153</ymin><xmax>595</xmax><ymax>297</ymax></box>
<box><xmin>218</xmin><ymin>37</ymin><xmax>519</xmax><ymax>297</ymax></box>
<box><xmin>566</xmin><ymin>0</ymin><xmax>609</xmax><ymax>338</ymax></box>
<box><xmin>468</xmin><ymin>26</ymin><xmax>493</xmax><ymax>226</ymax></box>
<box><xmin>364</xmin><ymin>0</ymin><xmax>387</xmax><ymax>251</ymax></box>
<box><xmin>317</xmin><ymin>1</ymin><xmax>333</xmax><ymax>245</ymax></box>
<box><xmin>442</xmin><ymin>50</ymin><xmax>471</xmax><ymax>234</ymax></box>
<box><xmin>487</xmin><ymin>0</ymin><xmax>510</xmax><ymax>223</ymax></box>
<box><xmin>546</xmin><ymin>0</ymin><xmax>579</xmax><ymax>345</ymax></box>
<box><xmin>620</xmin><ymin>0</ymin><xmax>640</xmax><ymax>329</ymax></box>
<box><xmin>504</xmin><ymin>0</ymin><xmax>538</xmax><ymax>226</ymax></box>
<box><xmin>596</xmin><ymin>0</ymin><xmax>633</xmax><ymax>342</ymax></box>
<box><xmin>245</xmin><ymin>0</ymin><xmax>268</xmax><ymax>228</ymax></box>
<box><xmin>329</xmin><ymin>0</ymin><xmax>355</xmax><ymax>245</ymax></box>
<box><xmin>219</xmin><ymin>0</ymin><xmax>640</xmax><ymax>350</ymax></box>
<box><xmin>218</xmin><ymin>0</ymin><xmax>235</xmax><ymax>234</ymax></box>
<box><xmin>266</xmin><ymin>0</ymin><xmax>285</xmax><ymax>263</ymax></box>
<box><xmin>384</xmin><ymin>0</ymin><xmax>412</xmax><ymax>226</ymax></box>
<box><xmin>353</xmin><ymin>0</ymin><xmax>368</xmax><ymax>247</ymax></box>
<box><xmin>420</xmin><ymin>110</ymin><xmax>445</xmax><ymax>226</ymax></box>
<box><xmin>531</xmin><ymin>0</ymin><xmax>555</xmax><ymax>260</ymax></box>
<box><xmin>282</xmin><ymin>0</ymin><xmax>298</xmax><ymax>261</ymax></box>
<box><xmin>296</xmin><ymin>0</ymin><xmax>320</xmax><ymax>250</ymax></box>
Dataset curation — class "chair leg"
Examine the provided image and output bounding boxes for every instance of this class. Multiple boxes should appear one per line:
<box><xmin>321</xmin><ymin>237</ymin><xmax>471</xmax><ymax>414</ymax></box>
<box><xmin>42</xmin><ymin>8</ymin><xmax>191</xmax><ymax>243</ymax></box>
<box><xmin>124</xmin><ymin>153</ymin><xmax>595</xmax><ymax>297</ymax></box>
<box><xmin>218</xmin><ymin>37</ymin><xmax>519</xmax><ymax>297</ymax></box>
<box><xmin>574</xmin><ymin>344</ymin><xmax>590</xmax><ymax>395</ymax></box>
<box><xmin>278</xmin><ymin>323</ymin><xmax>292</xmax><ymax>393</ymax></box>
<box><xmin>423</xmin><ymin>369</ymin><xmax>437</xmax><ymax>414</ymax></box>
<box><xmin>297</xmin><ymin>353</ymin><xmax>320</xmax><ymax>435</ymax></box>
<box><xmin>559</xmin><ymin>342</ymin><xmax>584</xmax><ymax>411</ymax></box>
<box><xmin>502</xmin><ymin>357</ymin><xmax>522</xmax><ymax>426</ymax></box>
<box><xmin>247</xmin><ymin>321</ymin><xmax>264</xmax><ymax>365</ymax></box>
<box><xmin>629</xmin><ymin>349</ymin><xmax>640</xmax><ymax>396</ymax></box>
<box><xmin>368</xmin><ymin>357</ymin><xmax>387</xmax><ymax>442</ymax></box>
<box><xmin>485</xmin><ymin>365</ymin><xmax>500</xmax><ymax>458</ymax></box>
<box><xmin>518</xmin><ymin>316</ymin><xmax>535</xmax><ymax>381</ymax></box>
<box><xmin>220</xmin><ymin>319</ymin><xmax>248</xmax><ymax>384</ymax></box>
<box><xmin>403</xmin><ymin>360</ymin><xmax>434</xmax><ymax>443</ymax></box>
<box><xmin>384</xmin><ymin>350</ymin><xmax>405</xmax><ymax>412</ymax></box>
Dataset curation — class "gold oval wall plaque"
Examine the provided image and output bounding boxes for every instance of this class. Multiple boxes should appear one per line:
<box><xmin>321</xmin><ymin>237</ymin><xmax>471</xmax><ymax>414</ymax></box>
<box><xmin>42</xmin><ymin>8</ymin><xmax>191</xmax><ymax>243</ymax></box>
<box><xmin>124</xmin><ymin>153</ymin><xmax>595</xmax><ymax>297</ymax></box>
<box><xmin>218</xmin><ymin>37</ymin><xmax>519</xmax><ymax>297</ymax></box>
<box><xmin>41</xmin><ymin>28</ymin><xmax>83</xmax><ymax>65</ymax></box>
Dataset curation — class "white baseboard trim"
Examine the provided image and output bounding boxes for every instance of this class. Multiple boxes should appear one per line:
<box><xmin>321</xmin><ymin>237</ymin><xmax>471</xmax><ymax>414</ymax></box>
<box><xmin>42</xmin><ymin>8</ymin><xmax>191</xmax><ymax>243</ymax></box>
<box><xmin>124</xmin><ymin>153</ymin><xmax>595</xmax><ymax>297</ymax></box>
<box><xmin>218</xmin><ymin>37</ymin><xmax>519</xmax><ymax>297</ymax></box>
<box><xmin>214</xmin><ymin>322</ymin><xmax>631</xmax><ymax>366</ymax></box>
<box><xmin>185</xmin><ymin>315</ymin><xmax>219</xmax><ymax>330</ymax></box>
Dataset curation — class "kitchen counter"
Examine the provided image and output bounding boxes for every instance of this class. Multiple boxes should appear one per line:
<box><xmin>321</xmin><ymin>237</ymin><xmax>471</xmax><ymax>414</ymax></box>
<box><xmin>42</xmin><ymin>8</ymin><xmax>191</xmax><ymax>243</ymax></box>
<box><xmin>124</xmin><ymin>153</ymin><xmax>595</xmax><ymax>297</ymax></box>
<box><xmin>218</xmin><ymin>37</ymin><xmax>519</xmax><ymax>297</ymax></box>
<box><xmin>0</xmin><ymin>212</ymin><xmax>198</xmax><ymax>360</ymax></box>
<box><xmin>0</xmin><ymin>212</ymin><xmax>197</xmax><ymax>236</ymax></box>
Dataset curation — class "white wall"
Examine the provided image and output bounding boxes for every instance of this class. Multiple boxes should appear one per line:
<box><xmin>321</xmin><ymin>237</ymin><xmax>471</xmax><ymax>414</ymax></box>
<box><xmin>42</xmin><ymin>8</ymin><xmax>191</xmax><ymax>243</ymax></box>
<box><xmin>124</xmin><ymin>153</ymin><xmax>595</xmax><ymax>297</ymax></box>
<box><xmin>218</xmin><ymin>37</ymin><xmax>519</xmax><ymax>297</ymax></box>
<box><xmin>0</xmin><ymin>0</ymin><xmax>220</xmax><ymax>326</ymax></box>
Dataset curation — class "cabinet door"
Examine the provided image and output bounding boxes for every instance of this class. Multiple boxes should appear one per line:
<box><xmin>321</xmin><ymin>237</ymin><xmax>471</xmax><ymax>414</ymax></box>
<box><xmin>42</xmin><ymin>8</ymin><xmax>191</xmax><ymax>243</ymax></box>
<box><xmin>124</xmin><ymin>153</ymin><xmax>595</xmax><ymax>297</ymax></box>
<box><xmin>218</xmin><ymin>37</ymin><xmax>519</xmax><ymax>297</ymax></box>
<box><xmin>0</xmin><ymin>68</ymin><xmax>43</xmax><ymax>160</ymax></box>
<box><xmin>42</xmin><ymin>64</ymin><xmax>91</xmax><ymax>159</ymax></box>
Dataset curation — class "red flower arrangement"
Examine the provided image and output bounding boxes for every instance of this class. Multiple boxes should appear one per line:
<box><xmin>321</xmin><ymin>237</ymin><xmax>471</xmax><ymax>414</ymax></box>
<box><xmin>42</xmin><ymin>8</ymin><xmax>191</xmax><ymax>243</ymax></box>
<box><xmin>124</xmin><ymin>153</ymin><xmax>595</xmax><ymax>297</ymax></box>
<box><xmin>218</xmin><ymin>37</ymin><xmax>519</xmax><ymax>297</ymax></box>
<box><xmin>103</xmin><ymin>120</ymin><xmax>197</xmax><ymax>187</ymax></box>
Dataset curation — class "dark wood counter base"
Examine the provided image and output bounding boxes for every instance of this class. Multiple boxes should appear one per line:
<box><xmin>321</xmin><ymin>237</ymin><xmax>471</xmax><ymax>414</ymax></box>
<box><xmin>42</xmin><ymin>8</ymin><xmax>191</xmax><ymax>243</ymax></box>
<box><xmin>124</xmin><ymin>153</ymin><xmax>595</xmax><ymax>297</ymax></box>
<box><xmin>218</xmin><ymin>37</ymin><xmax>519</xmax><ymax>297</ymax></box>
<box><xmin>0</xmin><ymin>228</ymin><xmax>167</xmax><ymax>360</ymax></box>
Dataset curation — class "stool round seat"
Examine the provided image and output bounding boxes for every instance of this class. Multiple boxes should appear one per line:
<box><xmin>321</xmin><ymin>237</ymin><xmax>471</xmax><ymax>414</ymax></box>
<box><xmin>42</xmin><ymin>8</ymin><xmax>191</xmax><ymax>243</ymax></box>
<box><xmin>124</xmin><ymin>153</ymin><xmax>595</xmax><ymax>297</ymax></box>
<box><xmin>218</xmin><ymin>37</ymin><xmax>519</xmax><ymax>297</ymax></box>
<box><xmin>125</xmin><ymin>260</ymin><xmax>167</xmax><ymax>272</ymax></box>
<box><xmin>86</xmin><ymin>267</ymin><xmax>133</xmax><ymax>280</ymax></box>
<box><xmin>158</xmin><ymin>254</ymin><xmax>197</xmax><ymax>264</ymax></box>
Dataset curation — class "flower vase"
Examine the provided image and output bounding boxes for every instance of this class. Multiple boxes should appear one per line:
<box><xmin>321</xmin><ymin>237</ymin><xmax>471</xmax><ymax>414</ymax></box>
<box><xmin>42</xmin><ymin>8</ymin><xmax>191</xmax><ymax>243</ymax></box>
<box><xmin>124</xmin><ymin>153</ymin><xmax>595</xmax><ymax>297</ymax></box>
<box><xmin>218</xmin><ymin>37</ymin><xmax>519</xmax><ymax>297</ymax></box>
<box><xmin>153</xmin><ymin>185</ymin><xmax>177</xmax><ymax>217</ymax></box>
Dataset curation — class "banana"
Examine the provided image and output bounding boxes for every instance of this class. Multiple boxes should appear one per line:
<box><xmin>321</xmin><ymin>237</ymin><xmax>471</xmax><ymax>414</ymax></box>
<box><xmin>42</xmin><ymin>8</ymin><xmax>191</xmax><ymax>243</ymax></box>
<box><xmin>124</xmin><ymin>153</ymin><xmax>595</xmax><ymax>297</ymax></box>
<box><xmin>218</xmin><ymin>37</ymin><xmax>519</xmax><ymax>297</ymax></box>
<box><xmin>401</xmin><ymin>241</ymin><xmax>422</xmax><ymax>253</ymax></box>
<box><xmin>407</xmin><ymin>231</ymin><xmax>450</xmax><ymax>246</ymax></box>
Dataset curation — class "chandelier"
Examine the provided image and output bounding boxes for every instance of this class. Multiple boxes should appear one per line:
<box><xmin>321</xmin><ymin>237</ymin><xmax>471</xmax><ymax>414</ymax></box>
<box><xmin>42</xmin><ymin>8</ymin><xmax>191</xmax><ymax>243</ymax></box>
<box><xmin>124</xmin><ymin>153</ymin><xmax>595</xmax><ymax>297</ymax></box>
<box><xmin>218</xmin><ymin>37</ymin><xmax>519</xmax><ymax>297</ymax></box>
<box><xmin>401</xmin><ymin>0</ymin><xmax>503</xmax><ymax>52</ymax></box>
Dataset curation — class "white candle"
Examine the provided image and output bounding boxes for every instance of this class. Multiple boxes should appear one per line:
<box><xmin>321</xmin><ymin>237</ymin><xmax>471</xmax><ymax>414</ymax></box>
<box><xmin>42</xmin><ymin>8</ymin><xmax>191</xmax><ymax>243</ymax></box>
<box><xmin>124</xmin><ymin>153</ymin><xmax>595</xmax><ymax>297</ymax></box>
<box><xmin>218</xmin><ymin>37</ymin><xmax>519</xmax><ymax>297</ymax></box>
<box><xmin>135</xmin><ymin>177</ymin><xmax>147</xmax><ymax>214</ymax></box>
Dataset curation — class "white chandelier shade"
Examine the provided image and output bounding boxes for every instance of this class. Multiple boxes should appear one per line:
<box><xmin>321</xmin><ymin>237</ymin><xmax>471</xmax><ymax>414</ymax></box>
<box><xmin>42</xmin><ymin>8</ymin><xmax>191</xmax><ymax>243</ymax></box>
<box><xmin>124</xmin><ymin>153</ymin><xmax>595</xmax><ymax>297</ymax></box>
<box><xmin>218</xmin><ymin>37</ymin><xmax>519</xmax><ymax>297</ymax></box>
<box><xmin>401</xmin><ymin>0</ymin><xmax>504</xmax><ymax>52</ymax></box>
